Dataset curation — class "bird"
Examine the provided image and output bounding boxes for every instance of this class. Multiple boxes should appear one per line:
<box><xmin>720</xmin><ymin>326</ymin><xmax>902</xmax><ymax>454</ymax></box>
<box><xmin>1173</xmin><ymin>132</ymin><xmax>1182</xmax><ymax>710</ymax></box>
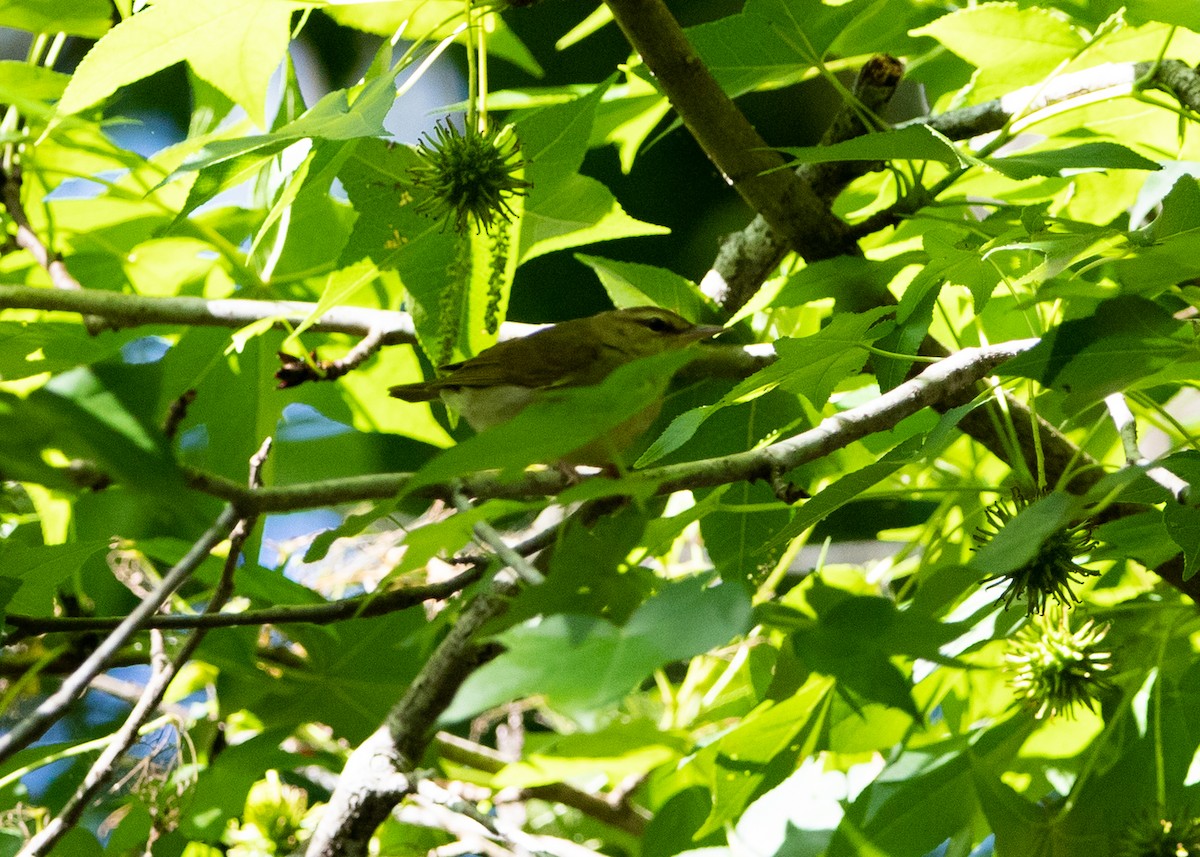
<box><xmin>388</xmin><ymin>306</ymin><xmax>723</xmax><ymax>464</ymax></box>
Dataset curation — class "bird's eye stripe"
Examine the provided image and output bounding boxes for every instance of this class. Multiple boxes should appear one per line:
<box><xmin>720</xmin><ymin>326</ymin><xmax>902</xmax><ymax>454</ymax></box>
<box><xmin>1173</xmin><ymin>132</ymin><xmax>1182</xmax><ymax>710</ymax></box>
<box><xmin>640</xmin><ymin>317</ymin><xmax>674</xmax><ymax>332</ymax></box>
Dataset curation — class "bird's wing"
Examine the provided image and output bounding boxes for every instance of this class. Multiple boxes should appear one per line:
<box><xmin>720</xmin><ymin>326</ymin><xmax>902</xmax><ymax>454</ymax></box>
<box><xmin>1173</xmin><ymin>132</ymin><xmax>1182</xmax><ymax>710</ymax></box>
<box><xmin>431</xmin><ymin>323</ymin><xmax>604</xmax><ymax>390</ymax></box>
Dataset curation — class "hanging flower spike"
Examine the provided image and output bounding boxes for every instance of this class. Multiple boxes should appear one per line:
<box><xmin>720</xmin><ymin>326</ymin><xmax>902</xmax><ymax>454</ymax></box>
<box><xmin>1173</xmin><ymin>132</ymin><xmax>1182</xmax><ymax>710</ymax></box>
<box><xmin>409</xmin><ymin>121</ymin><xmax>530</xmax><ymax>234</ymax></box>
<box><xmin>975</xmin><ymin>489</ymin><xmax>1099</xmax><ymax>614</ymax></box>
<box><xmin>1005</xmin><ymin>609</ymin><xmax>1114</xmax><ymax>719</ymax></box>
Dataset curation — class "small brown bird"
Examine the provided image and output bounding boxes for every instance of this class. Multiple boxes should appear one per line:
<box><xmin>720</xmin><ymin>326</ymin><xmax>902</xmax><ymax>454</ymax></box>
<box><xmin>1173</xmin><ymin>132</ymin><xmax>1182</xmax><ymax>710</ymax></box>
<box><xmin>389</xmin><ymin>306</ymin><xmax>722</xmax><ymax>463</ymax></box>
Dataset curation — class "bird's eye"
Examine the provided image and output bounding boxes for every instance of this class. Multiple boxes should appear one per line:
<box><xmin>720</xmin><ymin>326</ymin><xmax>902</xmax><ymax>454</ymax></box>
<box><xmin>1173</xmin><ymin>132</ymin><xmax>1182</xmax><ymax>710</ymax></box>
<box><xmin>643</xmin><ymin>316</ymin><xmax>672</xmax><ymax>333</ymax></box>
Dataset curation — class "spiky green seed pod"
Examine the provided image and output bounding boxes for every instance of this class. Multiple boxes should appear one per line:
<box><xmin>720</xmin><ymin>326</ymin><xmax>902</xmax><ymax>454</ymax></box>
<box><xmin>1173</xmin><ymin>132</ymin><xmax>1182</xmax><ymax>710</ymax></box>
<box><xmin>975</xmin><ymin>489</ymin><xmax>1099</xmax><ymax>613</ymax></box>
<box><xmin>1006</xmin><ymin>610</ymin><xmax>1113</xmax><ymax>719</ymax></box>
<box><xmin>1115</xmin><ymin>810</ymin><xmax>1200</xmax><ymax>857</ymax></box>
<box><xmin>410</xmin><ymin>121</ymin><xmax>530</xmax><ymax>234</ymax></box>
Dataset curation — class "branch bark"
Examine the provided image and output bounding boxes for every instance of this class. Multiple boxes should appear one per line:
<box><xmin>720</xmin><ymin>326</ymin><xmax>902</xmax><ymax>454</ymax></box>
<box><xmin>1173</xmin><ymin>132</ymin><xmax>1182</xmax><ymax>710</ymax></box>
<box><xmin>603</xmin><ymin>0</ymin><xmax>856</xmax><ymax>266</ymax></box>
<box><xmin>305</xmin><ymin>579</ymin><xmax>515</xmax><ymax>857</ymax></box>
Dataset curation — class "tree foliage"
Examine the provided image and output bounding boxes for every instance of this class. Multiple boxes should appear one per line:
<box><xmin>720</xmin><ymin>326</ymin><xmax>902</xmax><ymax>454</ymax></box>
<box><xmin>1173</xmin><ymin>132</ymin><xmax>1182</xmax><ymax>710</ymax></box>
<box><xmin>4</xmin><ymin>1</ymin><xmax>1200</xmax><ymax>856</ymax></box>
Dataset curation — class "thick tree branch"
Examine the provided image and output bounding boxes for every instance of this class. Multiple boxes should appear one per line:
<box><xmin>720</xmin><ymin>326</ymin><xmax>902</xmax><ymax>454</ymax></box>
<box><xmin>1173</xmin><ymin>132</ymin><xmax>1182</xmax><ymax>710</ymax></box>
<box><xmin>702</xmin><ymin>53</ymin><xmax>905</xmax><ymax>308</ymax></box>
<box><xmin>305</xmin><ymin>577</ymin><xmax>517</xmax><ymax>857</ymax></box>
<box><xmin>602</xmin><ymin>0</ymin><xmax>856</xmax><ymax>265</ymax></box>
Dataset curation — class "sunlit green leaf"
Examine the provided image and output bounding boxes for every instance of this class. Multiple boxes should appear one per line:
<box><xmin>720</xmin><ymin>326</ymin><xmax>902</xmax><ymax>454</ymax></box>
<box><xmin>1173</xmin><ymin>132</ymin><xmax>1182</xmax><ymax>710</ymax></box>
<box><xmin>0</xmin><ymin>0</ymin><xmax>111</xmax><ymax>37</ymax></box>
<box><xmin>57</xmin><ymin>0</ymin><xmax>295</xmax><ymax>122</ymax></box>
<box><xmin>443</xmin><ymin>574</ymin><xmax>752</xmax><ymax>722</ymax></box>
<box><xmin>515</xmin><ymin>78</ymin><xmax>667</xmax><ymax>263</ymax></box>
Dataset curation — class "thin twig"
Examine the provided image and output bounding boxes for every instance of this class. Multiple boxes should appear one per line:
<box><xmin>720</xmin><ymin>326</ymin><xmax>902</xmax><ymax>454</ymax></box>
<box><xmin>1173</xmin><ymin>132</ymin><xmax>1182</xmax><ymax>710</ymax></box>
<box><xmin>451</xmin><ymin>490</ymin><xmax>546</xmax><ymax>586</ymax></box>
<box><xmin>276</xmin><ymin>328</ymin><xmax>387</xmax><ymax>388</ymax></box>
<box><xmin>5</xmin><ymin>520</ymin><xmax>564</xmax><ymax>636</ymax></box>
<box><xmin>0</xmin><ymin>505</ymin><xmax>240</xmax><ymax>766</ymax></box>
<box><xmin>0</xmin><ymin>168</ymin><xmax>107</xmax><ymax>333</ymax></box>
<box><xmin>17</xmin><ymin>439</ymin><xmax>274</xmax><ymax>855</ymax></box>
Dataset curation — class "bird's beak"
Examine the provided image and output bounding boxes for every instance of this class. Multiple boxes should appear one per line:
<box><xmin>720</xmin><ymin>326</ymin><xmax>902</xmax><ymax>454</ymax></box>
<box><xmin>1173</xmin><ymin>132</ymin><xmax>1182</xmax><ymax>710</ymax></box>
<box><xmin>689</xmin><ymin>324</ymin><xmax>725</xmax><ymax>342</ymax></box>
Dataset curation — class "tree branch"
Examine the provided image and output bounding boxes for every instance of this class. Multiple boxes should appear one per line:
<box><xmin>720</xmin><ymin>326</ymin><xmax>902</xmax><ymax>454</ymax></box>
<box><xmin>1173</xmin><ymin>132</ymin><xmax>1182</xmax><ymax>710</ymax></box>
<box><xmin>702</xmin><ymin>53</ymin><xmax>905</xmax><ymax>308</ymax></box>
<box><xmin>305</xmin><ymin>577</ymin><xmax>518</xmax><ymax>857</ymax></box>
<box><xmin>16</xmin><ymin>439</ymin><xmax>272</xmax><ymax>855</ymax></box>
<box><xmin>5</xmin><ymin>521</ymin><xmax>563</xmax><ymax>636</ymax></box>
<box><xmin>173</xmin><ymin>339</ymin><xmax>1037</xmax><ymax>516</ymax></box>
<box><xmin>0</xmin><ymin>167</ymin><xmax>107</xmax><ymax>334</ymax></box>
<box><xmin>603</xmin><ymin>0</ymin><xmax>856</xmax><ymax>265</ymax></box>
<box><xmin>0</xmin><ymin>505</ymin><xmax>240</xmax><ymax>766</ymax></box>
<box><xmin>0</xmin><ymin>283</ymin><xmax>428</xmax><ymax>344</ymax></box>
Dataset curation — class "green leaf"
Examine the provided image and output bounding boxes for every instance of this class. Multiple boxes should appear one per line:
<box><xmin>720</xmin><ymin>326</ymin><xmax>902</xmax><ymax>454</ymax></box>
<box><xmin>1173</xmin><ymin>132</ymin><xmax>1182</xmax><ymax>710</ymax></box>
<box><xmin>997</xmin><ymin>295</ymin><xmax>1200</xmax><ymax>409</ymax></box>
<box><xmin>0</xmin><ymin>541</ymin><xmax>108</xmax><ymax>615</ymax></box>
<box><xmin>57</xmin><ymin>0</ymin><xmax>295</xmax><ymax>122</ymax></box>
<box><xmin>169</xmin><ymin>59</ymin><xmax>407</xmax><ymax>218</ymax></box>
<box><xmin>687</xmin><ymin>0</ymin><xmax>867</xmax><ymax>96</ymax></box>
<box><xmin>828</xmin><ymin>716</ymin><xmax>1033</xmax><ymax>857</ymax></box>
<box><xmin>971</xmin><ymin>768</ymin><xmax>1052</xmax><ymax>856</ymax></box>
<box><xmin>509</xmin><ymin>504</ymin><xmax>657</xmax><ymax>626</ymax></box>
<box><xmin>1127</xmin><ymin>0</ymin><xmax>1200</xmax><ymax>29</ymax></box>
<box><xmin>576</xmin><ymin>254</ymin><xmax>718</xmax><ymax>322</ymax></box>
<box><xmin>367</xmin><ymin>498</ymin><xmax>538</xmax><ymax>596</ymax></box>
<box><xmin>761</xmin><ymin>435</ymin><xmax>927</xmax><ymax>555</ymax></box>
<box><xmin>792</xmin><ymin>591</ymin><xmax>963</xmax><ymax>716</ymax></box>
<box><xmin>776</xmin><ymin>124</ymin><xmax>962</xmax><ymax>167</ymax></box>
<box><xmin>1163</xmin><ymin>502</ymin><xmax>1200</xmax><ymax>580</ymax></box>
<box><xmin>271</xmin><ymin>613</ymin><xmax>430</xmax><ymax>741</ymax></box>
<box><xmin>0</xmin><ymin>61</ymin><xmax>69</xmax><ymax>117</ymax></box>
<box><xmin>1092</xmin><ymin>510</ymin><xmax>1180</xmax><ymax>568</ymax></box>
<box><xmin>0</xmin><ymin>364</ymin><xmax>185</xmax><ymax>494</ymax></box>
<box><xmin>729</xmin><ymin>759</ymin><xmax>843</xmax><ymax>855</ymax></box>
<box><xmin>0</xmin><ymin>321</ymin><xmax>130</xmax><ymax>380</ymax></box>
<box><xmin>1137</xmin><ymin>173</ymin><xmax>1200</xmax><ymax>243</ymax></box>
<box><xmin>1160</xmin><ymin>450</ymin><xmax>1200</xmax><ymax>494</ymax></box>
<box><xmin>324</xmin><ymin>0</ymin><xmax>542</xmax><ymax>77</ymax></box>
<box><xmin>180</xmin><ymin>727</ymin><xmax>299</xmax><ymax>839</ymax></box>
<box><xmin>731</xmin><ymin>254</ymin><xmax>911</xmax><ymax>322</ymax></box>
<box><xmin>912</xmin><ymin>5</ymin><xmax>1085</xmax><ymax>102</ymax></box>
<box><xmin>971</xmin><ymin>492</ymin><xmax>1074</xmax><ymax>577</ymax></box>
<box><xmin>336</xmin><ymin>138</ymin><xmax>458</xmax><ymax>362</ymax></box>
<box><xmin>515</xmin><ymin>78</ymin><xmax>667</xmax><ymax>263</ymax></box>
<box><xmin>0</xmin><ymin>0</ymin><xmax>111</xmax><ymax>37</ymax></box>
<box><xmin>691</xmin><ymin>676</ymin><xmax>834</xmax><ymax>837</ymax></box>
<box><xmin>492</xmin><ymin>718</ymin><xmax>688</xmax><ymax>789</ymax></box>
<box><xmin>286</xmin><ymin>259</ymin><xmax>379</xmax><ymax>345</ymax></box>
<box><xmin>918</xmin><ymin>227</ymin><xmax>1003</xmax><ymax>313</ymax></box>
<box><xmin>773</xmin><ymin>308</ymin><xmax>894</xmax><ymax>407</ymax></box>
<box><xmin>443</xmin><ymin>574</ymin><xmax>753</xmax><ymax>722</ymax></box>
<box><xmin>986</xmin><ymin>141</ymin><xmax>1161</xmax><ymax>180</ymax></box>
